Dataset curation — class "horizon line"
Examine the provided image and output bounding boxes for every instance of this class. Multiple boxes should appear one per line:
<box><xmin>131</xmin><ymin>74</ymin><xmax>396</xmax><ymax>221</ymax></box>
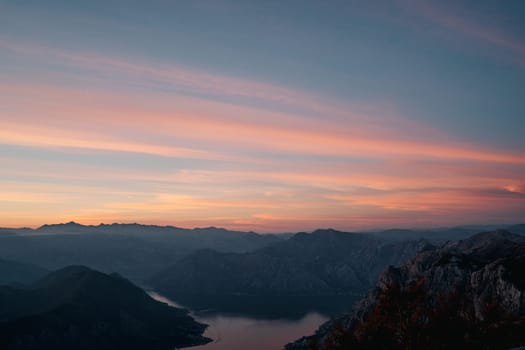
<box><xmin>1</xmin><ymin>220</ymin><xmax>523</xmax><ymax>235</ymax></box>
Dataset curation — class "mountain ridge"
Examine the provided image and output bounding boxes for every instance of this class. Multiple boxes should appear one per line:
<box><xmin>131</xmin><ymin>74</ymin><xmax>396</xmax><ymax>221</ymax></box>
<box><xmin>286</xmin><ymin>230</ymin><xmax>525</xmax><ymax>349</ymax></box>
<box><xmin>0</xmin><ymin>223</ymin><xmax>283</xmax><ymax>283</ymax></box>
<box><xmin>149</xmin><ymin>229</ymin><xmax>432</xmax><ymax>304</ymax></box>
<box><xmin>0</xmin><ymin>265</ymin><xmax>210</xmax><ymax>350</ymax></box>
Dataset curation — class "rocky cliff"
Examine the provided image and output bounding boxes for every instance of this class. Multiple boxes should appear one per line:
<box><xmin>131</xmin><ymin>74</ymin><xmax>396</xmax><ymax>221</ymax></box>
<box><xmin>286</xmin><ymin>230</ymin><xmax>525</xmax><ymax>349</ymax></box>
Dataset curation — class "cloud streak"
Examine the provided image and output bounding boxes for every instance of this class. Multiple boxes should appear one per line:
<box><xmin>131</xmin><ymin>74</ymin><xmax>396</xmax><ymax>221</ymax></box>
<box><xmin>0</xmin><ymin>37</ymin><xmax>342</xmax><ymax>115</ymax></box>
<box><xmin>1</xmin><ymin>36</ymin><xmax>524</xmax><ymax>231</ymax></box>
<box><xmin>403</xmin><ymin>0</ymin><xmax>525</xmax><ymax>66</ymax></box>
<box><xmin>1</xmin><ymin>81</ymin><xmax>524</xmax><ymax>165</ymax></box>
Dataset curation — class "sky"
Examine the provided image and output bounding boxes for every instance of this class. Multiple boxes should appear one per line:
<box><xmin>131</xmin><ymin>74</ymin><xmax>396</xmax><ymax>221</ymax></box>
<box><xmin>0</xmin><ymin>0</ymin><xmax>524</xmax><ymax>232</ymax></box>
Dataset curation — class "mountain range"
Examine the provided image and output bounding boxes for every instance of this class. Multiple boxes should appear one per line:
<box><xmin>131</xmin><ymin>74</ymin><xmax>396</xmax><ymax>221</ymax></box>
<box><xmin>0</xmin><ymin>222</ymin><xmax>282</xmax><ymax>283</ymax></box>
<box><xmin>148</xmin><ymin>229</ymin><xmax>434</xmax><ymax>317</ymax></box>
<box><xmin>1</xmin><ymin>223</ymin><xmax>525</xmax><ymax>348</ymax></box>
<box><xmin>286</xmin><ymin>230</ymin><xmax>525</xmax><ymax>349</ymax></box>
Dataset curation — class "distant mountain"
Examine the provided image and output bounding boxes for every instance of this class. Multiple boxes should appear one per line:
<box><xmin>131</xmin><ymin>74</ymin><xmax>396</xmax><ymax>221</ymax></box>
<box><xmin>0</xmin><ymin>223</ymin><xmax>283</xmax><ymax>283</ymax></box>
<box><xmin>0</xmin><ymin>228</ymin><xmax>32</xmax><ymax>236</ymax></box>
<box><xmin>34</xmin><ymin>222</ymin><xmax>272</xmax><ymax>238</ymax></box>
<box><xmin>0</xmin><ymin>266</ymin><xmax>210</xmax><ymax>350</ymax></box>
<box><xmin>0</xmin><ymin>258</ymin><xmax>48</xmax><ymax>286</ymax></box>
<box><xmin>286</xmin><ymin>230</ymin><xmax>525</xmax><ymax>349</ymax></box>
<box><xmin>150</xmin><ymin>229</ymin><xmax>432</xmax><ymax>301</ymax></box>
<box><xmin>368</xmin><ymin>224</ymin><xmax>525</xmax><ymax>242</ymax></box>
<box><xmin>508</xmin><ymin>223</ymin><xmax>525</xmax><ymax>235</ymax></box>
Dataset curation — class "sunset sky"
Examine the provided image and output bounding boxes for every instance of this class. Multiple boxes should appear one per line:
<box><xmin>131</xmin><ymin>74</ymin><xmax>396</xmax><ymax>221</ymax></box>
<box><xmin>1</xmin><ymin>0</ymin><xmax>524</xmax><ymax>232</ymax></box>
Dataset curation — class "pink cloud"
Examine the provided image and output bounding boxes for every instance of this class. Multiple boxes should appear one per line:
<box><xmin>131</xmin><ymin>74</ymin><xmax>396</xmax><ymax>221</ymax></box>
<box><xmin>1</xmin><ymin>37</ymin><xmax>524</xmax><ymax>231</ymax></box>
<box><xmin>1</xmin><ymin>82</ymin><xmax>524</xmax><ymax>164</ymax></box>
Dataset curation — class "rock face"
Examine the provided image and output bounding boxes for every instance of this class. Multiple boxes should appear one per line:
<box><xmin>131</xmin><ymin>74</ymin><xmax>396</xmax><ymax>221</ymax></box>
<box><xmin>0</xmin><ymin>266</ymin><xmax>210</xmax><ymax>350</ymax></box>
<box><xmin>150</xmin><ymin>229</ymin><xmax>432</xmax><ymax>298</ymax></box>
<box><xmin>286</xmin><ymin>230</ymin><xmax>525</xmax><ymax>350</ymax></box>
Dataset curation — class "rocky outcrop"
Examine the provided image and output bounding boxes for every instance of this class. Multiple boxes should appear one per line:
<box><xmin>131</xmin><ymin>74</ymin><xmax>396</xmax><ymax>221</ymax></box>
<box><xmin>286</xmin><ymin>230</ymin><xmax>525</xmax><ymax>349</ymax></box>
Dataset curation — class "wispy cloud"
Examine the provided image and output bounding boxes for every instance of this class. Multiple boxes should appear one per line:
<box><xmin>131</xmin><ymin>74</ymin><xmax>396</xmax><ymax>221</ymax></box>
<box><xmin>1</xmin><ymin>81</ymin><xmax>523</xmax><ymax>164</ymax></box>
<box><xmin>402</xmin><ymin>0</ymin><xmax>525</xmax><ymax>66</ymax></box>
<box><xmin>0</xmin><ymin>37</ymin><xmax>342</xmax><ymax>115</ymax></box>
<box><xmin>1</xmin><ymin>36</ymin><xmax>524</xmax><ymax>231</ymax></box>
<box><xmin>0</xmin><ymin>121</ymin><xmax>238</xmax><ymax>161</ymax></box>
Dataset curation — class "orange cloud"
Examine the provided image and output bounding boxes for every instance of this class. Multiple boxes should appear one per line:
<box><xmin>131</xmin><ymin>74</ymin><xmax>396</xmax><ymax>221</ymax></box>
<box><xmin>0</xmin><ymin>120</ymin><xmax>241</xmax><ymax>161</ymax></box>
<box><xmin>325</xmin><ymin>187</ymin><xmax>525</xmax><ymax>217</ymax></box>
<box><xmin>1</xmin><ymin>82</ymin><xmax>524</xmax><ymax>165</ymax></box>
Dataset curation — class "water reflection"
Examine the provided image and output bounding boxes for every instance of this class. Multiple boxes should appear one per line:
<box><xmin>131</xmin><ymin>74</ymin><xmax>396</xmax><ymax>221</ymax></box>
<box><xmin>190</xmin><ymin>312</ymin><xmax>327</xmax><ymax>350</ymax></box>
<box><xmin>148</xmin><ymin>292</ymin><xmax>357</xmax><ymax>350</ymax></box>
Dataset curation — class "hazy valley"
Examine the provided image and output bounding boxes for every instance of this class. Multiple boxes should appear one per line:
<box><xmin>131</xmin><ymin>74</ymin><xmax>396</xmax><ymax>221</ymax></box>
<box><xmin>1</xmin><ymin>223</ymin><xmax>524</xmax><ymax>349</ymax></box>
